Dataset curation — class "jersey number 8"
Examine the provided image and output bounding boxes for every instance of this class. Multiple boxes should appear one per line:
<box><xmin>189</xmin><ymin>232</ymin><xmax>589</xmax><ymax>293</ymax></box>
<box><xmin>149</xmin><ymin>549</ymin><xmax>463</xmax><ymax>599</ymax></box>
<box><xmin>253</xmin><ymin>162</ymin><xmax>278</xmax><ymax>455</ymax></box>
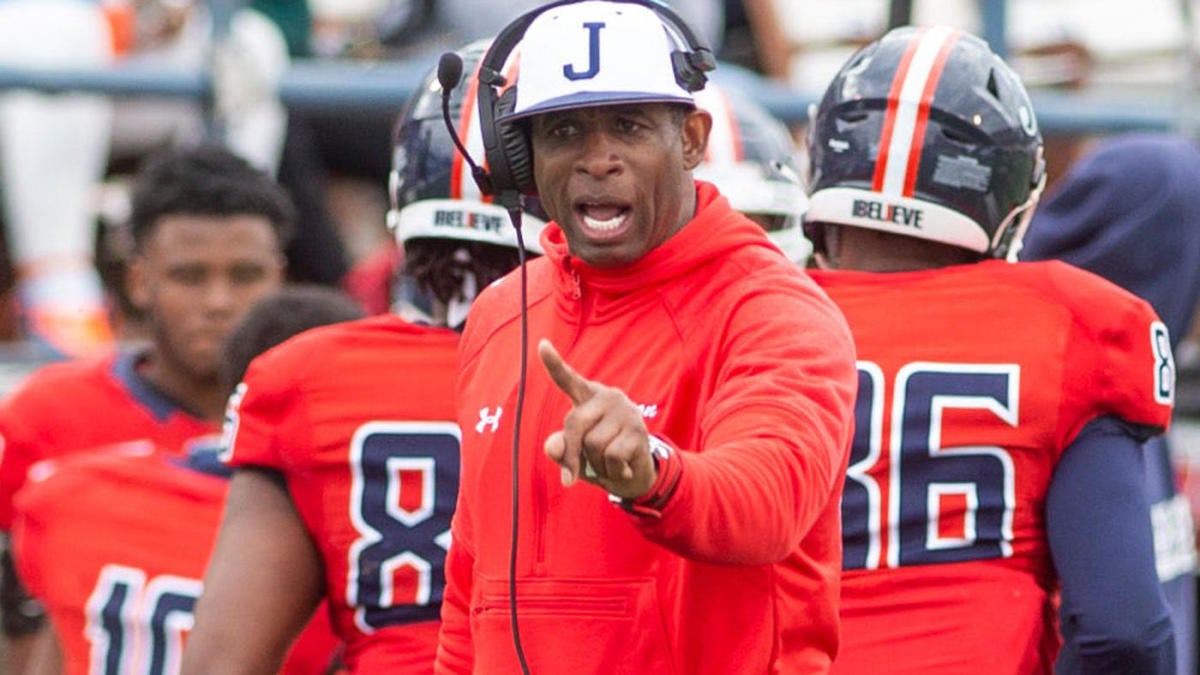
<box><xmin>347</xmin><ymin>421</ymin><xmax>461</xmax><ymax>633</ymax></box>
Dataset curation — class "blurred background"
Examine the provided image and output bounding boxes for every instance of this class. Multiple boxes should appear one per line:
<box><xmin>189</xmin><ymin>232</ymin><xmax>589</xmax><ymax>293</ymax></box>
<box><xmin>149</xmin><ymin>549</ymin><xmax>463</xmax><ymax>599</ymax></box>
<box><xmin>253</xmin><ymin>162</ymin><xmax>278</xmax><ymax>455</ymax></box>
<box><xmin>4</xmin><ymin>0</ymin><xmax>1200</xmax><ymax>669</ymax></box>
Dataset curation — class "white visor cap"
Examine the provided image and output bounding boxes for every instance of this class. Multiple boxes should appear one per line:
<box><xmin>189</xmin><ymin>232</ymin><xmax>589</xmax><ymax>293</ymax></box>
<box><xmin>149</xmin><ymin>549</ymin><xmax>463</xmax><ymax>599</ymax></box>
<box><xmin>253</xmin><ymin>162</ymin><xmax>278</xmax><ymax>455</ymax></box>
<box><xmin>501</xmin><ymin>1</ymin><xmax>696</xmax><ymax>122</ymax></box>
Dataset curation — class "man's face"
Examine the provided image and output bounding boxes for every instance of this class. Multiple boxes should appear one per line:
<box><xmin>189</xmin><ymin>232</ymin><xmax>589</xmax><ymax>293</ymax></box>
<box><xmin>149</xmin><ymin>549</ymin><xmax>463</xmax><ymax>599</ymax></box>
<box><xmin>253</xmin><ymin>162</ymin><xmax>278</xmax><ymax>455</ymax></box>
<box><xmin>128</xmin><ymin>214</ymin><xmax>285</xmax><ymax>382</ymax></box>
<box><xmin>529</xmin><ymin>103</ymin><xmax>710</xmax><ymax>268</ymax></box>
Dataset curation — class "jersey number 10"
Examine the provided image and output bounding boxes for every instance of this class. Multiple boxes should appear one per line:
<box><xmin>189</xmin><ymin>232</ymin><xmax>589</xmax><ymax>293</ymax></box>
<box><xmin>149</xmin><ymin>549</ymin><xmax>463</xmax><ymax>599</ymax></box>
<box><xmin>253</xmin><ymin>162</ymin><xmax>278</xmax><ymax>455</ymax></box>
<box><xmin>85</xmin><ymin>565</ymin><xmax>200</xmax><ymax>675</ymax></box>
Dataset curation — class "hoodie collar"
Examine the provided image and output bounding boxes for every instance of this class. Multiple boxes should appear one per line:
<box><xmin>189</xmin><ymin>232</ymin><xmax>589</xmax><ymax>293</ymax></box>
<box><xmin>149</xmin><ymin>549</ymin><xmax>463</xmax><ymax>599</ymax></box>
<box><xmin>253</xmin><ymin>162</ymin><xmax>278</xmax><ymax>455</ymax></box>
<box><xmin>541</xmin><ymin>181</ymin><xmax>773</xmax><ymax>300</ymax></box>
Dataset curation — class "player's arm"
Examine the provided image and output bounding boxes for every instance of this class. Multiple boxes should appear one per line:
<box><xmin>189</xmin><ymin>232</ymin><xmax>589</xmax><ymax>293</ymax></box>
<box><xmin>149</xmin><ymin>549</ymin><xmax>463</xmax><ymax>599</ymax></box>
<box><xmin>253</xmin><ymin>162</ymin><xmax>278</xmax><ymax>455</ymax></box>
<box><xmin>181</xmin><ymin>467</ymin><xmax>323</xmax><ymax>675</ymax></box>
<box><xmin>1047</xmin><ymin>415</ymin><xmax>1176</xmax><ymax>674</ymax></box>
<box><xmin>0</xmin><ymin>542</ymin><xmax>44</xmax><ymax>675</ymax></box>
<box><xmin>0</xmin><ymin>405</ymin><xmax>50</xmax><ymax>675</ymax></box>
<box><xmin>22</xmin><ymin>622</ymin><xmax>62</xmax><ymax>675</ymax></box>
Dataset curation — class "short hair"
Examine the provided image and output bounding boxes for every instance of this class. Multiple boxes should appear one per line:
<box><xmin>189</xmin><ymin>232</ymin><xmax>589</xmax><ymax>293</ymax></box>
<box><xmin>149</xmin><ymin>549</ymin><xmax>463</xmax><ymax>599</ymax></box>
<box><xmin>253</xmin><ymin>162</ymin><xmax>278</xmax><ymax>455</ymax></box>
<box><xmin>221</xmin><ymin>285</ymin><xmax>365</xmax><ymax>389</ymax></box>
<box><xmin>129</xmin><ymin>143</ymin><xmax>296</xmax><ymax>252</ymax></box>
<box><xmin>667</xmin><ymin>103</ymin><xmax>691</xmax><ymax>128</ymax></box>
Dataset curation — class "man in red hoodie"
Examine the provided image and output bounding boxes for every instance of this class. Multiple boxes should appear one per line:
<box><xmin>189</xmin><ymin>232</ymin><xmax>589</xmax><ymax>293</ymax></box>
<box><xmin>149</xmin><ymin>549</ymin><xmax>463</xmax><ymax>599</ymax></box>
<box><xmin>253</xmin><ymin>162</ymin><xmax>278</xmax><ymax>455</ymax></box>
<box><xmin>436</xmin><ymin>2</ymin><xmax>858</xmax><ymax>673</ymax></box>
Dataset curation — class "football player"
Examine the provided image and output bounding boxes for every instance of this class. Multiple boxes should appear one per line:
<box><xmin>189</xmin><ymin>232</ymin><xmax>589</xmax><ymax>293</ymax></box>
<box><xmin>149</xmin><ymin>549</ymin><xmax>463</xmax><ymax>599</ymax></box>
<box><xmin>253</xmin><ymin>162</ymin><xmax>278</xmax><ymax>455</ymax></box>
<box><xmin>0</xmin><ymin>143</ymin><xmax>292</xmax><ymax>672</ymax></box>
<box><xmin>804</xmin><ymin>26</ymin><xmax>1176</xmax><ymax>673</ymax></box>
<box><xmin>9</xmin><ymin>285</ymin><xmax>362</xmax><ymax>675</ymax></box>
<box><xmin>181</xmin><ymin>40</ymin><xmax>543</xmax><ymax>674</ymax></box>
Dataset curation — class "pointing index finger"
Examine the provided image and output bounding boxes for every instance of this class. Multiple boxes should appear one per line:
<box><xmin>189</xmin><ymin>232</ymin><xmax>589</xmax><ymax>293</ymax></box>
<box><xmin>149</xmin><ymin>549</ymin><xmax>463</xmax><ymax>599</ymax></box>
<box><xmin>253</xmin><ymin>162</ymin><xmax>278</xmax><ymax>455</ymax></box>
<box><xmin>538</xmin><ymin>339</ymin><xmax>595</xmax><ymax>405</ymax></box>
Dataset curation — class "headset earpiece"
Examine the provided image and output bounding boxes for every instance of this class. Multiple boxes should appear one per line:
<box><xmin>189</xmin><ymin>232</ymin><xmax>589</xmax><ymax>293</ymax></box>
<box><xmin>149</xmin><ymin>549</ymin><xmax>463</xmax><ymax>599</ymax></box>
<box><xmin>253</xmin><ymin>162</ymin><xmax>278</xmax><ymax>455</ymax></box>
<box><xmin>671</xmin><ymin>48</ymin><xmax>717</xmax><ymax>92</ymax></box>
<box><xmin>493</xmin><ymin>88</ymin><xmax>537</xmax><ymax>195</ymax></box>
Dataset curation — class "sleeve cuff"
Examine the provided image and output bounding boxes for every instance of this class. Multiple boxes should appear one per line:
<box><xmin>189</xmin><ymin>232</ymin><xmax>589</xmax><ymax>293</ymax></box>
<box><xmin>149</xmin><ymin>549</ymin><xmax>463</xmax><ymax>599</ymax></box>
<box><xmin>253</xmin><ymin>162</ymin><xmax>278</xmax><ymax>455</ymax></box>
<box><xmin>608</xmin><ymin>435</ymin><xmax>682</xmax><ymax>519</ymax></box>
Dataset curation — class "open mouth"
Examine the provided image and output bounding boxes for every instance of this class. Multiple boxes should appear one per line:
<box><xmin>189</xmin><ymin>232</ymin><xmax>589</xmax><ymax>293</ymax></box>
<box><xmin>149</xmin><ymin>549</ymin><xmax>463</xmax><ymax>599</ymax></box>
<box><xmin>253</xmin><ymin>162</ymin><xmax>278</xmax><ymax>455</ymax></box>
<box><xmin>575</xmin><ymin>200</ymin><xmax>632</xmax><ymax>240</ymax></box>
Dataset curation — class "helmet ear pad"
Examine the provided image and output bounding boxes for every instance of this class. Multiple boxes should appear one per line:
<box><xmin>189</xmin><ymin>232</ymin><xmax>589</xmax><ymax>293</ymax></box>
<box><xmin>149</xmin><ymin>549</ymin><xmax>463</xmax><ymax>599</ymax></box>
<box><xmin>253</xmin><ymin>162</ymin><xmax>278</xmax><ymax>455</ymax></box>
<box><xmin>494</xmin><ymin>88</ymin><xmax>537</xmax><ymax>195</ymax></box>
<box><xmin>802</xmin><ymin>219</ymin><xmax>828</xmax><ymax>257</ymax></box>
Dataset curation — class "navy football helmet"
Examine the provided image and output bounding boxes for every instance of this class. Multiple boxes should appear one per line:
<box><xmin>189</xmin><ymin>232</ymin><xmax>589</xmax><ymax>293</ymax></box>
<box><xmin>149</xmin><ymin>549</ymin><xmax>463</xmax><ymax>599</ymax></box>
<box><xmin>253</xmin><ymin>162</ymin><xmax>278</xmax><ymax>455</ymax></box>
<box><xmin>388</xmin><ymin>39</ymin><xmax>544</xmax><ymax>327</ymax></box>
<box><xmin>387</xmin><ymin>39</ymin><xmax>546</xmax><ymax>253</ymax></box>
<box><xmin>804</xmin><ymin>26</ymin><xmax>1045</xmax><ymax>261</ymax></box>
<box><xmin>693</xmin><ymin>82</ymin><xmax>812</xmax><ymax>263</ymax></box>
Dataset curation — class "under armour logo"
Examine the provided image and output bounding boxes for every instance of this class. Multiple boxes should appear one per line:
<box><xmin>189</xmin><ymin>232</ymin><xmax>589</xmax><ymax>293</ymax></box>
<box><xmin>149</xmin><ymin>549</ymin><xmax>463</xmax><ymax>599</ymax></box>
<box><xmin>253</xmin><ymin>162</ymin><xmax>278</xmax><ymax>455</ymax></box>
<box><xmin>636</xmin><ymin>403</ymin><xmax>659</xmax><ymax>419</ymax></box>
<box><xmin>476</xmin><ymin>406</ymin><xmax>503</xmax><ymax>433</ymax></box>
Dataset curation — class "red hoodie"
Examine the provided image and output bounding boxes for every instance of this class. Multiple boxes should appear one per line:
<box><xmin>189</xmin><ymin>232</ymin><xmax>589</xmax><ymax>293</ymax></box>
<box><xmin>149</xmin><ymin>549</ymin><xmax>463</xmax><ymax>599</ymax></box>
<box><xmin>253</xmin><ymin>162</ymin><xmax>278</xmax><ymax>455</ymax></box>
<box><xmin>438</xmin><ymin>183</ymin><xmax>857</xmax><ymax>674</ymax></box>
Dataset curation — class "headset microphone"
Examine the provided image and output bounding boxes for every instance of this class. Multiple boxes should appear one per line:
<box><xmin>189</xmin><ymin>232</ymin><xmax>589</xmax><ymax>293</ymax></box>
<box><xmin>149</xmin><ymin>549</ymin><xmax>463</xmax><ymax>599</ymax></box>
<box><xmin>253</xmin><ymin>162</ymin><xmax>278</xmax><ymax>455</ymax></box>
<box><xmin>437</xmin><ymin>51</ymin><xmax>497</xmax><ymax>197</ymax></box>
<box><xmin>436</xmin><ymin>50</ymin><xmax>463</xmax><ymax>90</ymax></box>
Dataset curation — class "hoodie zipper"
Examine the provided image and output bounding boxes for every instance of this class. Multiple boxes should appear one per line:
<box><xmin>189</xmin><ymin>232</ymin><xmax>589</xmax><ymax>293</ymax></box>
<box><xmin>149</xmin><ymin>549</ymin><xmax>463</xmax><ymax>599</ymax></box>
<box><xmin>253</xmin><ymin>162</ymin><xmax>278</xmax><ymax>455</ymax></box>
<box><xmin>533</xmin><ymin>265</ymin><xmax>586</xmax><ymax>572</ymax></box>
<box><xmin>567</xmin><ymin>267</ymin><xmax>587</xmax><ymax>349</ymax></box>
<box><xmin>569</xmin><ymin>268</ymin><xmax>582</xmax><ymax>300</ymax></box>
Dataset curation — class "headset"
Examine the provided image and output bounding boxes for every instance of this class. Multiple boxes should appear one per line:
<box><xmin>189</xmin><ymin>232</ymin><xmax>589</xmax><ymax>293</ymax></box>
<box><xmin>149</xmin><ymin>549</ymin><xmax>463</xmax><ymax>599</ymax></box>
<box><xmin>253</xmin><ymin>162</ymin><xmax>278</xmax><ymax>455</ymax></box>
<box><xmin>436</xmin><ymin>3</ymin><xmax>716</xmax><ymax>672</ymax></box>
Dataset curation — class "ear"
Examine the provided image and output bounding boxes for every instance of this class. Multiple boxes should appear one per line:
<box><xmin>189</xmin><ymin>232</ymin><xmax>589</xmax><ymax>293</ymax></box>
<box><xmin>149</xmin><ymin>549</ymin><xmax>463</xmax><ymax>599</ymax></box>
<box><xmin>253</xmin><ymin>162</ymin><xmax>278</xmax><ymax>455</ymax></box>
<box><xmin>126</xmin><ymin>255</ymin><xmax>151</xmax><ymax>311</ymax></box>
<box><xmin>681</xmin><ymin>107</ymin><xmax>712</xmax><ymax>171</ymax></box>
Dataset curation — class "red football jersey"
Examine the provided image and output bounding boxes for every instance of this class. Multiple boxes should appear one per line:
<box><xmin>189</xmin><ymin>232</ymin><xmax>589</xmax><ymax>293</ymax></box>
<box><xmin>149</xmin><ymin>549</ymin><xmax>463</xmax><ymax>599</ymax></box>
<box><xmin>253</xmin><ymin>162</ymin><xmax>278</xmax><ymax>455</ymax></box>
<box><xmin>10</xmin><ymin>444</ymin><xmax>341</xmax><ymax>675</ymax></box>
<box><xmin>810</xmin><ymin>260</ymin><xmax>1174</xmax><ymax>674</ymax></box>
<box><xmin>222</xmin><ymin>315</ymin><xmax>459</xmax><ymax>673</ymax></box>
<box><xmin>0</xmin><ymin>352</ymin><xmax>216</xmax><ymax>530</ymax></box>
